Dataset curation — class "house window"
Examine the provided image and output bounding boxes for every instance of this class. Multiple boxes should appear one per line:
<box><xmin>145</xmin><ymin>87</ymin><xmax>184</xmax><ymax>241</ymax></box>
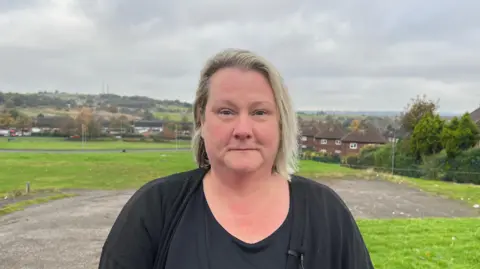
<box><xmin>320</xmin><ymin>149</ymin><xmax>327</xmax><ymax>153</ymax></box>
<box><xmin>301</xmin><ymin>145</ymin><xmax>306</xmax><ymax>148</ymax></box>
<box><xmin>320</xmin><ymin>139</ymin><xmax>327</xmax><ymax>144</ymax></box>
<box><xmin>335</xmin><ymin>150</ymin><xmax>341</xmax><ymax>154</ymax></box>
<box><xmin>349</xmin><ymin>143</ymin><xmax>358</xmax><ymax>149</ymax></box>
<box><xmin>301</xmin><ymin>136</ymin><xmax>307</xmax><ymax>141</ymax></box>
<box><xmin>335</xmin><ymin>140</ymin><xmax>341</xmax><ymax>145</ymax></box>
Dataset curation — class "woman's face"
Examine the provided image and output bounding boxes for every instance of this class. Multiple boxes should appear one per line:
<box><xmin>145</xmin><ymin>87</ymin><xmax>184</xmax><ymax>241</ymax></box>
<box><xmin>201</xmin><ymin>67</ymin><xmax>280</xmax><ymax>174</ymax></box>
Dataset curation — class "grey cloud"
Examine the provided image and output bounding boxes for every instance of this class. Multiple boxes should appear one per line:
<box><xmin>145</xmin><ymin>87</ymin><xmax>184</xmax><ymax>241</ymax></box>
<box><xmin>1</xmin><ymin>0</ymin><xmax>479</xmax><ymax>113</ymax></box>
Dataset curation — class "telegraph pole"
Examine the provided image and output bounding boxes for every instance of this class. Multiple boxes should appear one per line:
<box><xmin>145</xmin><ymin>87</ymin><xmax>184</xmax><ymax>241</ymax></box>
<box><xmin>175</xmin><ymin>123</ymin><xmax>178</xmax><ymax>151</ymax></box>
<box><xmin>391</xmin><ymin>130</ymin><xmax>396</xmax><ymax>175</ymax></box>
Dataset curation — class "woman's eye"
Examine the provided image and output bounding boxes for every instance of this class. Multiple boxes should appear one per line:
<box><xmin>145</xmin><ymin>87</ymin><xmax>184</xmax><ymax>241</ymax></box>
<box><xmin>253</xmin><ymin>110</ymin><xmax>268</xmax><ymax>116</ymax></box>
<box><xmin>219</xmin><ymin>109</ymin><xmax>234</xmax><ymax>115</ymax></box>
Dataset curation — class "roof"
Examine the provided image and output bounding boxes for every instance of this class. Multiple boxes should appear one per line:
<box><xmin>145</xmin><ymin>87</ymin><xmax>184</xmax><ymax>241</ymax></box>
<box><xmin>133</xmin><ymin>120</ymin><xmax>164</xmax><ymax>127</ymax></box>
<box><xmin>300</xmin><ymin>120</ymin><xmax>324</xmax><ymax>137</ymax></box>
<box><xmin>341</xmin><ymin>123</ymin><xmax>387</xmax><ymax>144</ymax></box>
<box><xmin>470</xmin><ymin>107</ymin><xmax>480</xmax><ymax>123</ymax></box>
<box><xmin>34</xmin><ymin>116</ymin><xmax>74</xmax><ymax>128</ymax></box>
<box><xmin>315</xmin><ymin>123</ymin><xmax>345</xmax><ymax>140</ymax></box>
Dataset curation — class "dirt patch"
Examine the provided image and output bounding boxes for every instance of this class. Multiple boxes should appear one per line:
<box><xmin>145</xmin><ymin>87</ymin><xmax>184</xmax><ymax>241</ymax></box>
<box><xmin>0</xmin><ymin>179</ymin><xmax>478</xmax><ymax>269</ymax></box>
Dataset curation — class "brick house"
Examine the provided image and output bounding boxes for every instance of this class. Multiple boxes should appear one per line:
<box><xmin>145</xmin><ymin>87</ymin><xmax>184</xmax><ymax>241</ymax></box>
<box><xmin>314</xmin><ymin>123</ymin><xmax>345</xmax><ymax>155</ymax></box>
<box><xmin>299</xmin><ymin>120</ymin><xmax>324</xmax><ymax>151</ymax></box>
<box><xmin>340</xmin><ymin>124</ymin><xmax>387</xmax><ymax>155</ymax></box>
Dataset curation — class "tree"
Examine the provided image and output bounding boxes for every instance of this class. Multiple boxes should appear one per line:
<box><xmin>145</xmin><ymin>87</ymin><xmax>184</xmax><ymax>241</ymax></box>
<box><xmin>142</xmin><ymin>109</ymin><xmax>155</xmax><ymax>120</ymax></box>
<box><xmin>107</xmin><ymin>105</ymin><xmax>119</xmax><ymax>114</ymax></box>
<box><xmin>441</xmin><ymin>117</ymin><xmax>460</xmax><ymax>159</ymax></box>
<box><xmin>109</xmin><ymin>115</ymin><xmax>129</xmax><ymax>132</ymax></box>
<box><xmin>400</xmin><ymin>94</ymin><xmax>439</xmax><ymax>134</ymax></box>
<box><xmin>75</xmin><ymin>107</ymin><xmax>101</xmax><ymax>138</ymax></box>
<box><xmin>410</xmin><ymin>112</ymin><xmax>444</xmax><ymax>160</ymax></box>
<box><xmin>442</xmin><ymin>113</ymin><xmax>480</xmax><ymax>159</ymax></box>
<box><xmin>14</xmin><ymin>114</ymin><xmax>32</xmax><ymax>135</ymax></box>
<box><xmin>181</xmin><ymin>114</ymin><xmax>189</xmax><ymax>123</ymax></box>
<box><xmin>8</xmin><ymin>108</ymin><xmax>20</xmax><ymax>120</ymax></box>
<box><xmin>349</xmin><ymin>119</ymin><xmax>361</xmax><ymax>131</ymax></box>
<box><xmin>4</xmin><ymin>99</ymin><xmax>15</xmax><ymax>108</ymax></box>
<box><xmin>0</xmin><ymin>113</ymin><xmax>15</xmax><ymax>127</ymax></box>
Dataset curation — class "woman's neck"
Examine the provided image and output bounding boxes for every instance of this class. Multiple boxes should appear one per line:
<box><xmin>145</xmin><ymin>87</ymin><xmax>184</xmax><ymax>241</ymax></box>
<box><xmin>203</xmin><ymin>166</ymin><xmax>287</xmax><ymax>216</ymax></box>
<box><xmin>206</xmin><ymin>167</ymin><xmax>278</xmax><ymax>198</ymax></box>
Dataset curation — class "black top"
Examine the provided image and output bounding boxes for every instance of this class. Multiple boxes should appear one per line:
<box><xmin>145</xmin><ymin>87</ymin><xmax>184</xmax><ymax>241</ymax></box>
<box><xmin>164</xmin><ymin>183</ymin><xmax>292</xmax><ymax>269</ymax></box>
<box><xmin>98</xmin><ymin>168</ymin><xmax>374</xmax><ymax>269</ymax></box>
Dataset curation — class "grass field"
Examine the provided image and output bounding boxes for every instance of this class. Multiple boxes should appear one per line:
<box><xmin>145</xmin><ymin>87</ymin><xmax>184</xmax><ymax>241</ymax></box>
<box><xmin>0</xmin><ymin>151</ymin><xmax>479</xmax><ymax>268</ymax></box>
<box><xmin>0</xmin><ymin>137</ymin><xmax>190</xmax><ymax>150</ymax></box>
<box><xmin>358</xmin><ymin>217</ymin><xmax>480</xmax><ymax>268</ymax></box>
<box><xmin>0</xmin><ymin>151</ymin><xmax>478</xmax><ymax>206</ymax></box>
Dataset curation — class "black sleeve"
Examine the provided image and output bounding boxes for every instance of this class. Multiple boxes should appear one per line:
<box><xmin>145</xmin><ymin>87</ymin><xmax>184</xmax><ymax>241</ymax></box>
<box><xmin>98</xmin><ymin>186</ymin><xmax>161</xmax><ymax>269</ymax></box>
<box><xmin>338</xmin><ymin>198</ymin><xmax>374</xmax><ymax>268</ymax></box>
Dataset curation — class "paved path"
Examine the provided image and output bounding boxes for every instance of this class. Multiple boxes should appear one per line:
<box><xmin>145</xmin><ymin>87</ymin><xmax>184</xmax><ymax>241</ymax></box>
<box><xmin>0</xmin><ymin>179</ymin><xmax>478</xmax><ymax>269</ymax></box>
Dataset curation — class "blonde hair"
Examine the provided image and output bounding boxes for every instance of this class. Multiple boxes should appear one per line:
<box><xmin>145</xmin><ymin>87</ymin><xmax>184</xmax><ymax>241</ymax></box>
<box><xmin>191</xmin><ymin>48</ymin><xmax>299</xmax><ymax>180</ymax></box>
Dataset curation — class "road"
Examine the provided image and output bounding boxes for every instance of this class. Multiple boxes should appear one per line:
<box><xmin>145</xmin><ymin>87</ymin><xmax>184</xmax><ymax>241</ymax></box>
<box><xmin>0</xmin><ymin>179</ymin><xmax>478</xmax><ymax>269</ymax></box>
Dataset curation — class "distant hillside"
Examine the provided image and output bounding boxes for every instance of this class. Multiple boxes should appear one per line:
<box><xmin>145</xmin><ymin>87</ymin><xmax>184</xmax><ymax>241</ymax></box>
<box><xmin>298</xmin><ymin>110</ymin><xmax>461</xmax><ymax>117</ymax></box>
<box><xmin>0</xmin><ymin>91</ymin><xmax>193</xmax><ymax>120</ymax></box>
<box><xmin>0</xmin><ymin>91</ymin><xmax>191</xmax><ymax>110</ymax></box>
<box><xmin>0</xmin><ymin>91</ymin><xmax>400</xmax><ymax>129</ymax></box>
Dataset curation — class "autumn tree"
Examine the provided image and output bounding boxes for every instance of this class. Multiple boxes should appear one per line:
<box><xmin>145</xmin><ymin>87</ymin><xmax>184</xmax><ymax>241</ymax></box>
<box><xmin>400</xmin><ymin>94</ymin><xmax>439</xmax><ymax>134</ymax></box>
<box><xmin>349</xmin><ymin>119</ymin><xmax>361</xmax><ymax>131</ymax></box>
<box><xmin>14</xmin><ymin>114</ymin><xmax>32</xmax><ymax>135</ymax></box>
<box><xmin>75</xmin><ymin>107</ymin><xmax>101</xmax><ymax>138</ymax></box>
<box><xmin>0</xmin><ymin>113</ymin><xmax>15</xmax><ymax>127</ymax></box>
<box><xmin>410</xmin><ymin>112</ymin><xmax>444</xmax><ymax>160</ymax></box>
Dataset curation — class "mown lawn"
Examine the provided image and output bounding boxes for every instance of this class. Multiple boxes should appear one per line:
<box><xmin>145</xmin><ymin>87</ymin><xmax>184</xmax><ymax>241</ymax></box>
<box><xmin>0</xmin><ymin>137</ymin><xmax>190</xmax><ymax>150</ymax></box>
<box><xmin>1</xmin><ymin>152</ymin><xmax>479</xmax><ymax>206</ymax></box>
<box><xmin>0</xmin><ymin>151</ymin><xmax>197</xmax><ymax>196</ymax></box>
<box><xmin>358</xmin><ymin>217</ymin><xmax>480</xmax><ymax>269</ymax></box>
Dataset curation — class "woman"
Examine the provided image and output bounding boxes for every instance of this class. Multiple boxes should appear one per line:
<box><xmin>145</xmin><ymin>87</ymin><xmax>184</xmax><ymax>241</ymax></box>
<box><xmin>98</xmin><ymin>49</ymin><xmax>374</xmax><ymax>269</ymax></box>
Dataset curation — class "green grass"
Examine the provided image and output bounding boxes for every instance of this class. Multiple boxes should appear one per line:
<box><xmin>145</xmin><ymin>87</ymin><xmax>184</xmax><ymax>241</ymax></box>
<box><xmin>298</xmin><ymin>160</ymin><xmax>360</xmax><ymax>178</ymax></box>
<box><xmin>0</xmin><ymin>137</ymin><xmax>190</xmax><ymax>150</ymax></box>
<box><xmin>0</xmin><ymin>151</ymin><xmax>198</xmax><ymax>196</ymax></box>
<box><xmin>153</xmin><ymin>111</ymin><xmax>193</xmax><ymax>121</ymax></box>
<box><xmin>358</xmin><ymin>218</ymin><xmax>480</xmax><ymax>269</ymax></box>
<box><xmin>1</xmin><ymin>152</ymin><xmax>478</xmax><ymax>206</ymax></box>
<box><xmin>0</xmin><ymin>193</ymin><xmax>76</xmax><ymax>216</ymax></box>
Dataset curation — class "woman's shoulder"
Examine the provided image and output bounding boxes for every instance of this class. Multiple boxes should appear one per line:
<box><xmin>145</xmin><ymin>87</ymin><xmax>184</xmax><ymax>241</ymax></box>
<box><xmin>290</xmin><ymin>174</ymin><xmax>351</xmax><ymax>215</ymax></box>
<box><xmin>125</xmin><ymin>167</ymin><xmax>207</xmax><ymax>210</ymax></box>
<box><xmin>99</xmin><ymin>168</ymin><xmax>207</xmax><ymax>269</ymax></box>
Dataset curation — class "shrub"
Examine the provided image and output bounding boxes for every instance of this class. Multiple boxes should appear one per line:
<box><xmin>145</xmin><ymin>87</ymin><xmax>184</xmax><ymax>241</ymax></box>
<box><xmin>442</xmin><ymin>148</ymin><xmax>480</xmax><ymax>184</ymax></box>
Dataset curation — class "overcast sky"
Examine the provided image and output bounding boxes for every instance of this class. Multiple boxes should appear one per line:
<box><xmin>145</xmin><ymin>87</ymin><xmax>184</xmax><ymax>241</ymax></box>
<box><xmin>1</xmin><ymin>0</ymin><xmax>479</xmax><ymax>113</ymax></box>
